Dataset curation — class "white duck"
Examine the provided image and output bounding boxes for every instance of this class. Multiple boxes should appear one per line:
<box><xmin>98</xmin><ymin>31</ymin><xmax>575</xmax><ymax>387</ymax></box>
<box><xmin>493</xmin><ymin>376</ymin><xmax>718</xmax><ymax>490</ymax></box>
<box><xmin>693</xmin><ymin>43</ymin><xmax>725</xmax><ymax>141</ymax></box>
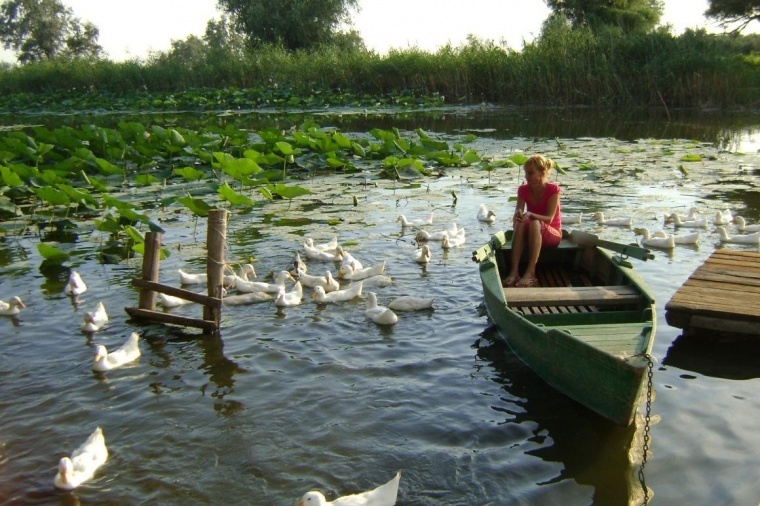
<box><xmin>561</xmin><ymin>212</ymin><xmax>583</xmax><ymax>225</ymax></box>
<box><xmin>664</xmin><ymin>212</ymin><xmax>707</xmax><ymax>228</ymax></box>
<box><xmin>415</xmin><ymin>229</ymin><xmax>449</xmax><ymax>242</ymax></box>
<box><xmin>716</xmin><ymin>226</ymin><xmax>760</xmax><ymax>244</ymax></box>
<box><xmin>81</xmin><ymin>301</ymin><xmax>108</xmax><ymax>332</ymax></box>
<box><xmin>590</xmin><ymin>212</ymin><xmax>632</xmax><ymax>227</ymax></box>
<box><xmin>442</xmin><ymin>229</ymin><xmax>466</xmax><ymax>249</ymax></box>
<box><xmin>290</xmin><ymin>252</ymin><xmax>308</xmax><ymax>276</ymax></box>
<box><xmin>652</xmin><ymin>230</ymin><xmax>700</xmax><ymax>245</ymax></box>
<box><xmin>338</xmin><ymin>261</ymin><xmax>386</xmax><ymax>280</ymax></box>
<box><xmin>714</xmin><ymin>209</ymin><xmax>733</xmax><ymax>225</ymax></box>
<box><xmin>415</xmin><ymin>245</ymin><xmax>432</xmax><ymax>264</ymax></box>
<box><xmin>365</xmin><ymin>292</ymin><xmax>398</xmax><ymax>326</ymax></box>
<box><xmin>0</xmin><ymin>296</ymin><xmax>25</xmax><ymax>316</ymax></box>
<box><xmin>298</xmin><ymin>269</ymin><xmax>340</xmax><ymax>292</ymax></box>
<box><xmin>304</xmin><ymin>236</ymin><xmax>338</xmax><ymax>253</ymax></box>
<box><xmin>477</xmin><ymin>204</ymin><xmax>497</xmax><ymax>224</ymax></box>
<box><xmin>53</xmin><ymin>427</ymin><xmax>108</xmax><ymax>490</ymax></box>
<box><xmin>179</xmin><ymin>264</ymin><xmax>255</xmax><ymax>286</ymax></box>
<box><xmin>159</xmin><ymin>287</ymin><xmax>229</xmax><ymax>308</ymax></box>
<box><xmin>304</xmin><ymin>242</ymin><xmax>340</xmax><ymax>261</ymax></box>
<box><xmin>312</xmin><ymin>282</ymin><xmax>363</xmax><ymax>303</ymax></box>
<box><xmin>297</xmin><ymin>471</ymin><xmax>401</xmax><ymax>506</ymax></box>
<box><xmin>336</xmin><ymin>246</ymin><xmax>363</xmax><ymax>271</ymax></box>
<box><xmin>734</xmin><ymin>216</ymin><xmax>760</xmax><ymax>233</ymax></box>
<box><xmin>92</xmin><ymin>332</ymin><xmax>141</xmax><ymax>372</ymax></box>
<box><xmin>634</xmin><ymin>228</ymin><xmax>675</xmax><ymax>249</ymax></box>
<box><xmin>274</xmin><ymin>281</ymin><xmax>304</xmax><ymax>307</ymax></box>
<box><xmin>64</xmin><ymin>271</ymin><xmax>87</xmax><ymax>296</ymax></box>
<box><xmin>388</xmin><ymin>296</ymin><xmax>434</xmax><ymax>311</ymax></box>
<box><xmin>235</xmin><ymin>270</ymin><xmax>293</xmax><ymax>294</ymax></box>
<box><xmin>397</xmin><ymin>213</ymin><xmax>433</xmax><ymax>228</ymax></box>
<box><xmin>663</xmin><ymin>207</ymin><xmax>700</xmax><ymax>223</ymax></box>
<box><xmin>223</xmin><ymin>291</ymin><xmax>272</xmax><ymax>305</ymax></box>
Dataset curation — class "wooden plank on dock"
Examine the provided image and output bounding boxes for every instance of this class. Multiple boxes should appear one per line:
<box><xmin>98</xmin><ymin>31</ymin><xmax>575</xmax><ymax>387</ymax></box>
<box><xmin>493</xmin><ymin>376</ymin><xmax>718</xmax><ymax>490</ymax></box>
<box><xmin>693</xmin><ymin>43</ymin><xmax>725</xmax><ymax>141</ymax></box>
<box><xmin>665</xmin><ymin>249</ymin><xmax>760</xmax><ymax>336</ymax></box>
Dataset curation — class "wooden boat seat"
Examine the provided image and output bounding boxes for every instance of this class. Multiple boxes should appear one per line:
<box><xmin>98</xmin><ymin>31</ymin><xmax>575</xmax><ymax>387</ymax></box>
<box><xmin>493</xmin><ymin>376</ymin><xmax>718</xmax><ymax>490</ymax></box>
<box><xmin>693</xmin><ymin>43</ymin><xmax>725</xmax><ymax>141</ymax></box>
<box><xmin>504</xmin><ymin>285</ymin><xmax>641</xmax><ymax>308</ymax></box>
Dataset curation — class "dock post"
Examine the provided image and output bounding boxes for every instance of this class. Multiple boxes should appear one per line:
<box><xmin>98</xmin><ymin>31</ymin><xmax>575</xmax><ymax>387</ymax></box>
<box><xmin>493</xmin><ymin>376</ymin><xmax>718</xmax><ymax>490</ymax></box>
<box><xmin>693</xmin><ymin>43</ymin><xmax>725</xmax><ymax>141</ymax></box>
<box><xmin>138</xmin><ymin>231</ymin><xmax>162</xmax><ymax>311</ymax></box>
<box><xmin>204</xmin><ymin>209</ymin><xmax>228</xmax><ymax>326</ymax></box>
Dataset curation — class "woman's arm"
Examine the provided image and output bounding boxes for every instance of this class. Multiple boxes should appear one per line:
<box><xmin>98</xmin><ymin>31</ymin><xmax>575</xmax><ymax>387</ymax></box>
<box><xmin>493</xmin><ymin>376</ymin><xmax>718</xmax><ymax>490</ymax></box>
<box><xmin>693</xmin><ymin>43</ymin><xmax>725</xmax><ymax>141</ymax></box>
<box><xmin>512</xmin><ymin>197</ymin><xmax>526</xmax><ymax>223</ymax></box>
<box><xmin>524</xmin><ymin>193</ymin><xmax>559</xmax><ymax>223</ymax></box>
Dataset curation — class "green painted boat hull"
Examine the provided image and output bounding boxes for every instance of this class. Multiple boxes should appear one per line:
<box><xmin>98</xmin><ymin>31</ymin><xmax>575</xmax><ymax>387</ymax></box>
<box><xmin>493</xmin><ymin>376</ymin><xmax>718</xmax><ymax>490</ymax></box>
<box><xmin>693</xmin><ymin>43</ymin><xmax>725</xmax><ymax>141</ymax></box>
<box><xmin>474</xmin><ymin>231</ymin><xmax>656</xmax><ymax>426</ymax></box>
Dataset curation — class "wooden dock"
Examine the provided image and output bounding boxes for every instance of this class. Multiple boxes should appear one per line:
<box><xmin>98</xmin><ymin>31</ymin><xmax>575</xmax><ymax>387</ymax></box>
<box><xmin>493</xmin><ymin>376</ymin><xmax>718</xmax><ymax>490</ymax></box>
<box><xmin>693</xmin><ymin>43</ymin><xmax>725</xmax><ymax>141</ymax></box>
<box><xmin>665</xmin><ymin>249</ymin><xmax>760</xmax><ymax>337</ymax></box>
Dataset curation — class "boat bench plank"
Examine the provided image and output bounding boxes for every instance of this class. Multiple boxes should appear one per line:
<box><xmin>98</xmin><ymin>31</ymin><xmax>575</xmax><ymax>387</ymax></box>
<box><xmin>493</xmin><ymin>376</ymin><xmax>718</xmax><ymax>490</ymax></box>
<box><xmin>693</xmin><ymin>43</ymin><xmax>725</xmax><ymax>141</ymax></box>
<box><xmin>504</xmin><ymin>285</ymin><xmax>640</xmax><ymax>307</ymax></box>
<box><xmin>545</xmin><ymin>323</ymin><xmax>651</xmax><ymax>354</ymax></box>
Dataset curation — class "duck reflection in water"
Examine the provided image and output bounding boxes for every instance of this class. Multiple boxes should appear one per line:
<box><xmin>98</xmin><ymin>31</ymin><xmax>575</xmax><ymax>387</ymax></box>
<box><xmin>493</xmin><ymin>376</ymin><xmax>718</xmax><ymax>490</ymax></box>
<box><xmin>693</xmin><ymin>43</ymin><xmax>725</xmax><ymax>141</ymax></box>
<box><xmin>476</xmin><ymin>327</ymin><xmax>652</xmax><ymax>505</ymax></box>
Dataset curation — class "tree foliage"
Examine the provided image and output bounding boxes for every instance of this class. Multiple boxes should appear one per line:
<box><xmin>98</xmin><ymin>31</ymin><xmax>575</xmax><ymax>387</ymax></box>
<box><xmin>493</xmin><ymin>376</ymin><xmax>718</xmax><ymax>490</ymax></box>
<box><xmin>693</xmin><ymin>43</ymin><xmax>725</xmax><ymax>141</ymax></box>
<box><xmin>0</xmin><ymin>0</ymin><xmax>101</xmax><ymax>63</ymax></box>
<box><xmin>706</xmin><ymin>0</ymin><xmax>760</xmax><ymax>32</ymax></box>
<box><xmin>544</xmin><ymin>0</ymin><xmax>663</xmax><ymax>33</ymax></box>
<box><xmin>216</xmin><ymin>0</ymin><xmax>360</xmax><ymax>51</ymax></box>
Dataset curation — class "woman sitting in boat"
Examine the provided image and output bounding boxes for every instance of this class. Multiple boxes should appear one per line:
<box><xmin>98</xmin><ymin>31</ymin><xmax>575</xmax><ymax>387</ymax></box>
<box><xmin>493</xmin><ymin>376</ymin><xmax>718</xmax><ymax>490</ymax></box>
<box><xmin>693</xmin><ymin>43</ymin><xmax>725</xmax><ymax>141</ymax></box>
<box><xmin>503</xmin><ymin>154</ymin><xmax>562</xmax><ymax>288</ymax></box>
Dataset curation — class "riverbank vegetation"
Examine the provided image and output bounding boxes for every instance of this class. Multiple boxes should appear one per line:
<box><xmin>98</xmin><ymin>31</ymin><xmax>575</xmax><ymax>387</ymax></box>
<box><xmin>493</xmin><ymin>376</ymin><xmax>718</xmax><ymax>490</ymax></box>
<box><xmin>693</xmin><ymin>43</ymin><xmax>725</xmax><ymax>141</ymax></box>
<box><xmin>1</xmin><ymin>22</ymin><xmax>759</xmax><ymax>112</ymax></box>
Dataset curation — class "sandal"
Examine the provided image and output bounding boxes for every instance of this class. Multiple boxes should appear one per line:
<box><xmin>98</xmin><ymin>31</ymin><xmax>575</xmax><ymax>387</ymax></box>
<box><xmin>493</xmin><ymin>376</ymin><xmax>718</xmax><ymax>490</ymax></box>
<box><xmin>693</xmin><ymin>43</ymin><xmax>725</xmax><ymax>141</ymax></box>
<box><xmin>515</xmin><ymin>276</ymin><xmax>538</xmax><ymax>288</ymax></box>
<box><xmin>502</xmin><ymin>275</ymin><xmax>520</xmax><ymax>288</ymax></box>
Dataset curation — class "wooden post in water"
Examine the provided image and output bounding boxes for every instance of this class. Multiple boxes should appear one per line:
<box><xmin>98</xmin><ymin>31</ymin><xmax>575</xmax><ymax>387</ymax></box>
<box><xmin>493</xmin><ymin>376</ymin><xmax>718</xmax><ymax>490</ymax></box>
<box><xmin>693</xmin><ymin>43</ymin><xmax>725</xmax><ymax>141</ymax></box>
<box><xmin>138</xmin><ymin>231</ymin><xmax>162</xmax><ymax>310</ymax></box>
<box><xmin>204</xmin><ymin>209</ymin><xmax>228</xmax><ymax>326</ymax></box>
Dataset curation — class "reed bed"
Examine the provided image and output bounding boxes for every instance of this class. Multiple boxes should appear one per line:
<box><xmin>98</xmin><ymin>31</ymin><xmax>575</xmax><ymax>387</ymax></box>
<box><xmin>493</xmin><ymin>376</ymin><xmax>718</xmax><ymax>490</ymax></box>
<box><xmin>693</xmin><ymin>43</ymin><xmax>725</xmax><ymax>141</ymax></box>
<box><xmin>0</xmin><ymin>27</ymin><xmax>758</xmax><ymax>109</ymax></box>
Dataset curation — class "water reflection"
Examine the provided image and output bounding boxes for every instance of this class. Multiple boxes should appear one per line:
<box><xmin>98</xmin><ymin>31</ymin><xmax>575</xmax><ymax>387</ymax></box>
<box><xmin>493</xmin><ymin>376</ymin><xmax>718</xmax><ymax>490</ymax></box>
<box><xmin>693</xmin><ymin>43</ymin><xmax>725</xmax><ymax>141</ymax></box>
<box><xmin>476</xmin><ymin>326</ymin><xmax>650</xmax><ymax>506</ymax></box>
<box><xmin>663</xmin><ymin>333</ymin><xmax>760</xmax><ymax>380</ymax></box>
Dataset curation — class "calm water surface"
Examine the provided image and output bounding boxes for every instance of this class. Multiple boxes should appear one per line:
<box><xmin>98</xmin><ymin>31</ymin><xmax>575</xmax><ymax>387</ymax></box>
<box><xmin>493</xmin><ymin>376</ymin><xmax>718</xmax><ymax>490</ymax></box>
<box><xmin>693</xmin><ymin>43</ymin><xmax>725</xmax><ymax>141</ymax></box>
<box><xmin>1</xmin><ymin>108</ymin><xmax>760</xmax><ymax>505</ymax></box>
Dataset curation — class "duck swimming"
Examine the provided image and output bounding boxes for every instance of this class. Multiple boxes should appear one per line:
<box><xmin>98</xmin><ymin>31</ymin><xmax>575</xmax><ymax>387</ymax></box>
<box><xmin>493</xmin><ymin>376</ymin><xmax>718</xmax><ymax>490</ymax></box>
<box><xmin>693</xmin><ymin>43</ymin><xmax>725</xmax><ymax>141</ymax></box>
<box><xmin>338</xmin><ymin>261</ymin><xmax>386</xmax><ymax>280</ymax></box>
<box><xmin>634</xmin><ymin>228</ymin><xmax>675</xmax><ymax>249</ymax></box>
<box><xmin>415</xmin><ymin>229</ymin><xmax>449</xmax><ymax>242</ymax></box>
<box><xmin>53</xmin><ymin>427</ymin><xmax>108</xmax><ymax>490</ymax></box>
<box><xmin>414</xmin><ymin>245</ymin><xmax>432</xmax><ymax>264</ymax></box>
<box><xmin>274</xmin><ymin>281</ymin><xmax>304</xmax><ymax>307</ymax></box>
<box><xmin>714</xmin><ymin>209</ymin><xmax>733</xmax><ymax>225</ymax></box>
<box><xmin>235</xmin><ymin>270</ymin><xmax>293</xmax><ymax>294</ymax></box>
<box><xmin>397</xmin><ymin>213</ymin><xmax>434</xmax><ymax>228</ymax></box>
<box><xmin>734</xmin><ymin>216</ymin><xmax>760</xmax><ymax>233</ymax></box>
<box><xmin>0</xmin><ymin>296</ymin><xmax>25</xmax><ymax>316</ymax></box>
<box><xmin>716</xmin><ymin>226</ymin><xmax>760</xmax><ymax>244</ymax></box>
<box><xmin>64</xmin><ymin>271</ymin><xmax>87</xmax><ymax>296</ymax></box>
<box><xmin>92</xmin><ymin>332</ymin><xmax>141</xmax><ymax>372</ymax></box>
<box><xmin>297</xmin><ymin>269</ymin><xmax>340</xmax><ymax>292</ymax></box>
<box><xmin>304</xmin><ymin>236</ymin><xmax>338</xmax><ymax>254</ymax></box>
<box><xmin>365</xmin><ymin>292</ymin><xmax>398</xmax><ymax>326</ymax></box>
<box><xmin>388</xmin><ymin>296</ymin><xmax>434</xmax><ymax>311</ymax></box>
<box><xmin>476</xmin><ymin>204</ymin><xmax>497</xmax><ymax>224</ymax></box>
<box><xmin>296</xmin><ymin>470</ymin><xmax>401</xmax><ymax>506</ymax></box>
<box><xmin>81</xmin><ymin>301</ymin><xmax>108</xmax><ymax>332</ymax></box>
<box><xmin>590</xmin><ymin>212</ymin><xmax>632</xmax><ymax>227</ymax></box>
<box><xmin>664</xmin><ymin>212</ymin><xmax>707</xmax><ymax>228</ymax></box>
<box><xmin>311</xmin><ymin>282</ymin><xmax>363</xmax><ymax>303</ymax></box>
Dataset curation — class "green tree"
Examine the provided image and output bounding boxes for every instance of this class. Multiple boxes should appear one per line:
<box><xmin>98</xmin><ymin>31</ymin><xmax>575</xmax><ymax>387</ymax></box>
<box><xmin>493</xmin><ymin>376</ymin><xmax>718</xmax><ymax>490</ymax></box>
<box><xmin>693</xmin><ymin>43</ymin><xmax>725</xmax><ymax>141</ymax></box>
<box><xmin>0</xmin><ymin>0</ymin><xmax>101</xmax><ymax>63</ymax></box>
<box><xmin>706</xmin><ymin>0</ymin><xmax>760</xmax><ymax>32</ymax></box>
<box><xmin>544</xmin><ymin>0</ymin><xmax>663</xmax><ymax>33</ymax></box>
<box><xmin>216</xmin><ymin>0</ymin><xmax>360</xmax><ymax>50</ymax></box>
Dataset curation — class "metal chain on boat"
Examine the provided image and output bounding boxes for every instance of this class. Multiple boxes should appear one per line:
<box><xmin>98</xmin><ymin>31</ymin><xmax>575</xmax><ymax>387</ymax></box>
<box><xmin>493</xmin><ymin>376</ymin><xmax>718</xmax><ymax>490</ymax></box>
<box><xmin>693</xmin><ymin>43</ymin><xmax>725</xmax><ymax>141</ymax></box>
<box><xmin>635</xmin><ymin>352</ymin><xmax>654</xmax><ymax>505</ymax></box>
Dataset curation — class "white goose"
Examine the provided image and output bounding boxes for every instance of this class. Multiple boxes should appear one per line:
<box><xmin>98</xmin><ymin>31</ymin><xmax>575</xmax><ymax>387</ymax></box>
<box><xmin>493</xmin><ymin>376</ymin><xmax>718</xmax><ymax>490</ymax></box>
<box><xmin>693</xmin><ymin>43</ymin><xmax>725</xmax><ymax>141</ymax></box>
<box><xmin>388</xmin><ymin>296</ymin><xmax>434</xmax><ymax>311</ymax></box>
<box><xmin>477</xmin><ymin>204</ymin><xmax>497</xmax><ymax>224</ymax></box>
<box><xmin>365</xmin><ymin>292</ymin><xmax>398</xmax><ymax>326</ymax></box>
<box><xmin>338</xmin><ymin>261</ymin><xmax>386</xmax><ymax>280</ymax></box>
<box><xmin>81</xmin><ymin>301</ymin><xmax>108</xmax><ymax>332</ymax></box>
<box><xmin>312</xmin><ymin>282</ymin><xmax>363</xmax><ymax>303</ymax></box>
<box><xmin>297</xmin><ymin>471</ymin><xmax>401</xmax><ymax>506</ymax></box>
<box><xmin>64</xmin><ymin>271</ymin><xmax>87</xmax><ymax>296</ymax></box>
<box><xmin>634</xmin><ymin>228</ymin><xmax>675</xmax><ymax>249</ymax></box>
<box><xmin>223</xmin><ymin>291</ymin><xmax>272</xmax><ymax>305</ymax></box>
<box><xmin>714</xmin><ymin>209</ymin><xmax>733</xmax><ymax>225</ymax></box>
<box><xmin>298</xmin><ymin>269</ymin><xmax>340</xmax><ymax>292</ymax></box>
<box><xmin>92</xmin><ymin>332</ymin><xmax>141</xmax><ymax>372</ymax></box>
<box><xmin>359</xmin><ymin>275</ymin><xmax>394</xmax><ymax>288</ymax></box>
<box><xmin>235</xmin><ymin>270</ymin><xmax>293</xmax><ymax>294</ymax></box>
<box><xmin>664</xmin><ymin>212</ymin><xmax>707</xmax><ymax>228</ymax></box>
<box><xmin>734</xmin><ymin>216</ymin><xmax>760</xmax><ymax>233</ymax></box>
<box><xmin>415</xmin><ymin>229</ymin><xmax>449</xmax><ymax>242</ymax></box>
<box><xmin>652</xmin><ymin>230</ymin><xmax>700</xmax><ymax>245</ymax></box>
<box><xmin>304</xmin><ymin>236</ymin><xmax>338</xmax><ymax>253</ymax></box>
<box><xmin>716</xmin><ymin>226</ymin><xmax>760</xmax><ymax>244</ymax></box>
<box><xmin>663</xmin><ymin>207</ymin><xmax>700</xmax><ymax>223</ymax></box>
<box><xmin>159</xmin><ymin>287</ymin><xmax>229</xmax><ymax>308</ymax></box>
<box><xmin>561</xmin><ymin>212</ymin><xmax>583</xmax><ymax>225</ymax></box>
<box><xmin>442</xmin><ymin>229</ymin><xmax>466</xmax><ymax>249</ymax></box>
<box><xmin>397</xmin><ymin>213</ymin><xmax>433</xmax><ymax>228</ymax></box>
<box><xmin>590</xmin><ymin>212</ymin><xmax>632</xmax><ymax>227</ymax></box>
<box><xmin>415</xmin><ymin>245</ymin><xmax>432</xmax><ymax>264</ymax></box>
<box><xmin>336</xmin><ymin>246</ymin><xmax>363</xmax><ymax>271</ymax></box>
<box><xmin>274</xmin><ymin>281</ymin><xmax>304</xmax><ymax>307</ymax></box>
<box><xmin>53</xmin><ymin>427</ymin><xmax>108</xmax><ymax>490</ymax></box>
<box><xmin>0</xmin><ymin>296</ymin><xmax>25</xmax><ymax>316</ymax></box>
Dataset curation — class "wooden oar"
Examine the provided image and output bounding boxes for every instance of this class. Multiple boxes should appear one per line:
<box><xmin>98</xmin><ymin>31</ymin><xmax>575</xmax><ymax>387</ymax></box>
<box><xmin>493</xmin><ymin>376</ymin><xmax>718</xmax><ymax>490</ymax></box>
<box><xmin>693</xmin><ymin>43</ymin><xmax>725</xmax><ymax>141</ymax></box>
<box><xmin>568</xmin><ymin>230</ymin><xmax>654</xmax><ymax>261</ymax></box>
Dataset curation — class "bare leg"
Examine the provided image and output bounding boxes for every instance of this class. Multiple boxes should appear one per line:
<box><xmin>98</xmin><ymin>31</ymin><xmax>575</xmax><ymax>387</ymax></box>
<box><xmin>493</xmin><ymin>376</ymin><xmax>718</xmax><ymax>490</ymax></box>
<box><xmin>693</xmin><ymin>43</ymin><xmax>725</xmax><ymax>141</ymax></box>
<box><xmin>521</xmin><ymin>220</ymin><xmax>543</xmax><ymax>280</ymax></box>
<box><xmin>508</xmin><ymin>221</ymin><xmax>527</xmax><ymax>279</ymax></box>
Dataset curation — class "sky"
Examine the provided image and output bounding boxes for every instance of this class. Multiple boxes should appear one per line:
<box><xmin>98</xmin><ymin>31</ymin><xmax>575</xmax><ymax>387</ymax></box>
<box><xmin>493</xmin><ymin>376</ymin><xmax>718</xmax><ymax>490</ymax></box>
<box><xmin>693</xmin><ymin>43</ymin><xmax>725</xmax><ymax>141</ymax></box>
<box><xmin>0</xmin><ymin>0</ymin><xmax>751</xmax><ymax>63</ymax></box>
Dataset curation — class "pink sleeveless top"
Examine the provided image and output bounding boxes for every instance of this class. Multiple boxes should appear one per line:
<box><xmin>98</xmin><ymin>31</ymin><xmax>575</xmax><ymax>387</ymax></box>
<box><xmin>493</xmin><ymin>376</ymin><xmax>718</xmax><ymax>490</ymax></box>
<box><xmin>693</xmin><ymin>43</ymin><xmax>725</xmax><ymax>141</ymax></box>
<box><xmin>517</xmin><ymin>182</ymin><xmax>562</xmax><ymax>229</ymax></box>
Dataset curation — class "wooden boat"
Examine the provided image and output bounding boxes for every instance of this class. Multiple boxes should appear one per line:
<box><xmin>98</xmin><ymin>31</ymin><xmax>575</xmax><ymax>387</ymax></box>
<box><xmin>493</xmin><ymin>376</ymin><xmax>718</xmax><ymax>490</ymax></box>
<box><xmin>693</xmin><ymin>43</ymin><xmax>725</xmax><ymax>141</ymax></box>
<box><xmin>472</xmin><ymin>229</ymin><xmax>657</xmax><ymax>426</ymax></box>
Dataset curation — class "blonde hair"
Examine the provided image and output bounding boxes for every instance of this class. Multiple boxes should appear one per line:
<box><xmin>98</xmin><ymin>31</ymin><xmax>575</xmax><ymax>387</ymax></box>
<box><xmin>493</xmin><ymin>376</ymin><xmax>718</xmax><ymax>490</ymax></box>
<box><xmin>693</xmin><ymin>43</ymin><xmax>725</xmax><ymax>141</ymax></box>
<box><xmin>524</xmin><ymin>154</ymin><xmax>553</xmax><ymax>178</ymax></box>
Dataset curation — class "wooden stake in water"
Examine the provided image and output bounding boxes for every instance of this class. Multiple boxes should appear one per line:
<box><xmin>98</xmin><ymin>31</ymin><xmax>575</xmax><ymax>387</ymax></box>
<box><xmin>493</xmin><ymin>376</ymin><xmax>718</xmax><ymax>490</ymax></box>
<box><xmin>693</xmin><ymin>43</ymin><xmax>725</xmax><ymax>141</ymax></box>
<box><xmin>204</xmin><ymin>209</ymin><xmax>228</xmax><ymax>326</ymax></box>
<box><xmin>138</xmin><ymin>231</ymin><xmax>162</xmax><ymax>311</ymax></box>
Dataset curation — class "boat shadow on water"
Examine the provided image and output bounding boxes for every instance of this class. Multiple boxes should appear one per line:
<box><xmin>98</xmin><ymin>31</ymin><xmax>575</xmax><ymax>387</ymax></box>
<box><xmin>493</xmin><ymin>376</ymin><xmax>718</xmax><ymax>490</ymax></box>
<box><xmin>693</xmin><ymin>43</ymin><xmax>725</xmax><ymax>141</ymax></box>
<box><xmin>476</xmin><ymin>325</ymin><xmax>653</xmax><ymax>506</ymax></box>
<box><xmin>663</xmin><ymin>332</ymin><xmax>760</xmax><ymax>380</ymax></box>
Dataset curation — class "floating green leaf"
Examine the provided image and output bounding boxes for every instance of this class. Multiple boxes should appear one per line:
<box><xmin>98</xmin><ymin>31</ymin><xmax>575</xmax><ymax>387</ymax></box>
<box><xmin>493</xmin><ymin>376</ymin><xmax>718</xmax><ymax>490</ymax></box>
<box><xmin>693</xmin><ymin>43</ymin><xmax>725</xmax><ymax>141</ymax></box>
<box><xmin>680</xmin><ymin>154</ymin><xmax>702</xmax><ymax>162</ymax></box>
<box><xmin>173</xmin><ymin>166</ymin><xmax>205</xmax><ymax>182</ymax></box>
<box><xmin>218</xmin><ymin>183</ymin><xmax>254</xmax><ymax>207</ymax></box>
<box><xmin>177</xmin><ymin>195</ymin><xmax>213</xmax><ymax>217</ymax></box>
<box><xmin>37</xmin><ymin>243</ymin><xmax>69</xmax><ymax>263</ymax></box>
